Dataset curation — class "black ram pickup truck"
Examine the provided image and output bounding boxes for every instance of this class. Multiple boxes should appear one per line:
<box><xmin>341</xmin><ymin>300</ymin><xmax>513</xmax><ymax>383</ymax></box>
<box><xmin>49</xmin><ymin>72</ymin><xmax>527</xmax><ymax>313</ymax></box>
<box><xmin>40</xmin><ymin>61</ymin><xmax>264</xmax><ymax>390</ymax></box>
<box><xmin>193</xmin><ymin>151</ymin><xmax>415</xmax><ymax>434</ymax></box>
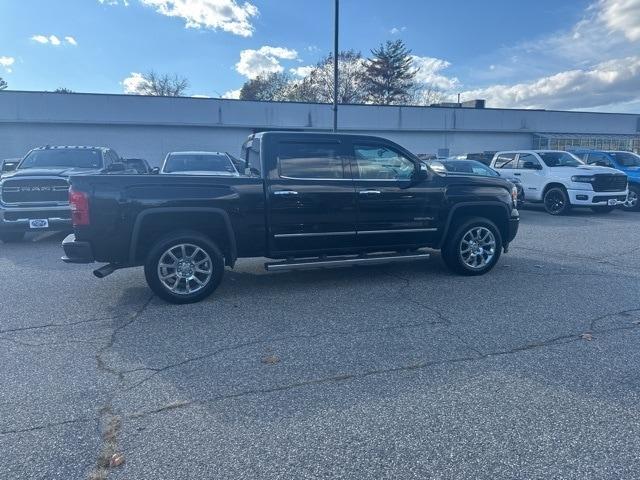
<box><xmin>62</xmin><ymin>132</ymin><xmax>520</xmax><ymax>304</ymax></box>
<box><xmin>0</xmin><ymin>146</ymin><xmax>132</xmax><ymax>242</ymax></box>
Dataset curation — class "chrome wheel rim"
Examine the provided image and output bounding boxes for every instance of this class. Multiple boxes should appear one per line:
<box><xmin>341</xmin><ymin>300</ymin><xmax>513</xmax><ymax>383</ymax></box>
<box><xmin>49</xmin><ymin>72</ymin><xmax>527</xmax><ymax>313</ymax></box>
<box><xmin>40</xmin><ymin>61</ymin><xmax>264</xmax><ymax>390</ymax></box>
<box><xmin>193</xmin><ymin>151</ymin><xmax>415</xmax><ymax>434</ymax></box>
<box><xmin>624</xmin><ymin>190</ymin><xmax>638</xmax><ymax>209</ymax></box>
<box><xmin>460</xmin><ymin>227</ymin><xmax>496</xmax><ymax>270</ymax></box>
<box><xmin>157</xmin><ymin>243</ymin><xmax>213</xmax><ymax>295</ymax></box>
<box><xmin>545</xmin><ymin>191</ymin><xmax>565</xmax><ymax>214</ymax></box>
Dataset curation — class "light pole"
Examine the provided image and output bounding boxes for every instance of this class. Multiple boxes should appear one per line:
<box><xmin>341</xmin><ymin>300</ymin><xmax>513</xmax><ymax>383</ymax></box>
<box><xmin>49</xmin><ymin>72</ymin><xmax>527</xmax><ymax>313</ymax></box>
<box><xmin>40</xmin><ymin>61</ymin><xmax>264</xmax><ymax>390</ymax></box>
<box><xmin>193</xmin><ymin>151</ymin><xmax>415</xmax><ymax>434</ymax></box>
<box><xmin>333</xmin><ymin>0</ymin><xmax>339</xmax><ymax>132</ymax></box>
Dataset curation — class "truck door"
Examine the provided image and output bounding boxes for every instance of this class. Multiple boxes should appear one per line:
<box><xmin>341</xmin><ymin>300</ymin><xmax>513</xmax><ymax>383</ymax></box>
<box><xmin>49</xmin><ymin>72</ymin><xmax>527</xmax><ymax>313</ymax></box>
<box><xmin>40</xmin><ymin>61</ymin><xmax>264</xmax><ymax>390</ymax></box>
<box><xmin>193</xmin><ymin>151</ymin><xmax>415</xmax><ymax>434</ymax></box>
<box><xmin>348</xmin><ymin>141</ymin><xmax>439</xmax><ymax>248</ymax></box>
<box><xmin>515</xmin><ymin>153</ymin><xmax>546</xmax><ymax>201</ymax></box>
<box><xmin>267</xmin><ymin>139</ymin><xmax>358</xmax><ymax>254</ymax></box>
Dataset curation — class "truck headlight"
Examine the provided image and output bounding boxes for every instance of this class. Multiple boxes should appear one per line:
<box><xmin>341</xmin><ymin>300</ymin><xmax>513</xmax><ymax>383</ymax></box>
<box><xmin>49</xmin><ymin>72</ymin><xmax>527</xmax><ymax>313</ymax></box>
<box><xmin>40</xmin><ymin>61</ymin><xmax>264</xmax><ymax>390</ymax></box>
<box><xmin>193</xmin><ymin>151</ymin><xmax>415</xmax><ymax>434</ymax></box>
<box><xmin>511</xmin><ymin>185</ymin><xmax>518</xmax><ymax>205</ymax></box>
<box><xmin>571</xmin><ymin>175</ymin><xmax>595</xmax><ymax>183</ymax></box>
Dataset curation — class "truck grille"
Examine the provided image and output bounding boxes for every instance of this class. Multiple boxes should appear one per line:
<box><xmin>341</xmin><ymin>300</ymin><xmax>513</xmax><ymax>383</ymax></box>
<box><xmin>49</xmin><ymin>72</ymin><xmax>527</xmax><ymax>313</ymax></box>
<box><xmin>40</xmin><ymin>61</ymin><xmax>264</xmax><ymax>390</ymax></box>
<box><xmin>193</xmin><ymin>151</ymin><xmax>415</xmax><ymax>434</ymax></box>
<box><xmin>592</xmin><ymin>174</ymin><xmax>627</xmax><ymax>192</ymax></box>
<box><xmin>1</xmin><ymin>179</ymin><xmax>69</xmax><ymax>204</ymax></box>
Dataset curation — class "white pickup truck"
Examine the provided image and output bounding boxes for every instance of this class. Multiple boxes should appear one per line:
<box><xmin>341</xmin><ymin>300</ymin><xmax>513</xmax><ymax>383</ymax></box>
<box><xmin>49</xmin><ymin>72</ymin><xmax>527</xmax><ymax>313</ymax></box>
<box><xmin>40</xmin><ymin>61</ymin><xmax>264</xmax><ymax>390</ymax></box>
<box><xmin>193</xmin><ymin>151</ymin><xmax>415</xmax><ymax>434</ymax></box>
<box><xmin>490</xmin><ymin>150</ymin><xmax>628</xmax><ymax>215</ymax></box>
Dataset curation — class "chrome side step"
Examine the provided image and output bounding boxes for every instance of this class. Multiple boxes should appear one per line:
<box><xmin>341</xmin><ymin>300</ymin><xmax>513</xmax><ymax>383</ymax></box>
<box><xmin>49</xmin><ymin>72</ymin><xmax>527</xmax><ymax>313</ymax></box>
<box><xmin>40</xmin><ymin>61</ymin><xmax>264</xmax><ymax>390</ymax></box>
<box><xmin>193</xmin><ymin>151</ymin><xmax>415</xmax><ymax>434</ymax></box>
<box><xmin>265</xmin><ymin>252</ymin><xmax>431</xmax><ymax>272</ymax></box>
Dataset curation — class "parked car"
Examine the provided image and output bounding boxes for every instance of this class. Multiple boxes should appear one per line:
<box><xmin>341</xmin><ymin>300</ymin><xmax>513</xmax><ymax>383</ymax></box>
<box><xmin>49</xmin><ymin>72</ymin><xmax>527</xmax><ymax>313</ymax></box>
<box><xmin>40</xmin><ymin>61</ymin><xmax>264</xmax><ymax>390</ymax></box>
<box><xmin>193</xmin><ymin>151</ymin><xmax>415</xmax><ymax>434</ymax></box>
<box><xmin>160</xmin><ymin>151</ymin><xmax>240</xmax><ymax>176</ymax></box>
<box><xmin>123</xmin><ymin>158</ymin><xmax>157</xmax><ymax>175</ymax></box>
<box><xmin>571</xmin><ymin>149</ymin><xmax>640</xmax><ymax>211</ymax></box>
<box><xmin>61</xmin><ymin>132</ymin><xmax>520</xmax><ymax>304</ymax></box>
<box><xmin>490</xmin><ymin>150</ymin><xmax>628</xmax><ymax>215</ymax></box>
<box><xmin>426</xmin><ymin>159</ymin><xmax>523</xmax><ymax>205</ymax></box>
<box><xmin>0</xmin><ymin>146</ymin><xmax>127</xmax><ymax>242</ymax></box>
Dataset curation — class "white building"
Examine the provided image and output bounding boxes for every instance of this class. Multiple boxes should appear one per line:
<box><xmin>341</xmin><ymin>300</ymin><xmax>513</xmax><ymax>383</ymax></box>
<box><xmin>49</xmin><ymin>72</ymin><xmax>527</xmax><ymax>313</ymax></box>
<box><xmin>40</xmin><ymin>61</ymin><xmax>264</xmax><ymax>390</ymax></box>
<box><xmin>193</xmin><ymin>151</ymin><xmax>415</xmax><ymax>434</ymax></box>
<box><xmin>1</xmin><ymin>90</ymin><xmax>639</xmax><ymax>165</ymax></box>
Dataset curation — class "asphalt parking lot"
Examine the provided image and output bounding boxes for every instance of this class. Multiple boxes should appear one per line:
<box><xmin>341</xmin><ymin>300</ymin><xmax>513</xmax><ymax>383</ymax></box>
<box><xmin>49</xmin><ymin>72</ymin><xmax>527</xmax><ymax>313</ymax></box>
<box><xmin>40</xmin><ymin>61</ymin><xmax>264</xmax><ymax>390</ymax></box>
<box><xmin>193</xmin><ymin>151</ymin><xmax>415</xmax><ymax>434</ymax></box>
<box><xmin>1</xmin><ymin>207</ymin><xmax>640</xmax><ymax>480</ymax></box>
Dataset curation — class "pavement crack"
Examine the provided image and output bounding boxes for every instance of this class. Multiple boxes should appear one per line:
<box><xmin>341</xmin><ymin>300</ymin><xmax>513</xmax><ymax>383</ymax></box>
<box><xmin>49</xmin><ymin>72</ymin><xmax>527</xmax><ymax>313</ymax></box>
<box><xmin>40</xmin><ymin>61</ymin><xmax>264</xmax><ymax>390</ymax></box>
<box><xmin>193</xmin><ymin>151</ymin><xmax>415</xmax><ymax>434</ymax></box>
<box><xmin>0</xmin><ymin>315</ymin><xmax>119</xmax><ymax>335</ymax></box>
<box><xmin>0</xmin><ymin>417</ymin><xmax>93</xmax><ymax>436</ymax></box>
<box><xmin>123</xmin><ymin>317</ymin><xmax>449</xmax><ymax>392</ymax></box>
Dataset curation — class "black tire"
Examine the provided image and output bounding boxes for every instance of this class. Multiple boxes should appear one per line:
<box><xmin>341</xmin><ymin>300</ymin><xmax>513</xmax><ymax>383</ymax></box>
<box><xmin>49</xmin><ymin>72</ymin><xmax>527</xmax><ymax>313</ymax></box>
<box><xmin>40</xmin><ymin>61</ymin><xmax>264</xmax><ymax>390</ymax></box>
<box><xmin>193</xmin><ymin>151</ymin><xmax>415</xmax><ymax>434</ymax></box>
<box><xmin>0</xmin><ymin>232</ymin><xmax>25</xmax><ymax>243</ymax></box>
<box><xmin>144</xmin><ymin>230</ymin><xmax>225</xmax><ymax>304</ymax></box>
<box><xmin>591</xmin><ymin>206</ymin><xmax>615</xmax><ymax>214</ymax></box>
<box><xmin>622</xmin><ymin>185</ymin><xmax>640</xmax><ymax>212</ymax></box>
<box><xmin>441</xmin><ymin>217</ymin><xmax>503</xmax><ymax>276</ymax></box>
<box><xmin>543</xmin><ymin>187</ymin><xmax>571</xmax><ymax>215</ymax></box>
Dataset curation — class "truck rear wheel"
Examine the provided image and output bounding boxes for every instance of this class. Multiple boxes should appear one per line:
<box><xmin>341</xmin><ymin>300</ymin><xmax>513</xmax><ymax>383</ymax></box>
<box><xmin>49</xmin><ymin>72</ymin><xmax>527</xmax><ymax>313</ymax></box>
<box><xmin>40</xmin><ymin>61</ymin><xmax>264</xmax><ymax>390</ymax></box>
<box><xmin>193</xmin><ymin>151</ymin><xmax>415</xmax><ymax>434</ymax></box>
<box><xmin>144</xmin><ymin>231</ymin><xmax>225</xmax><ymax>304</ymax></box>
<box><xmin>441</xmin><ymin>217</ymin><xmax>502</xmax><ymax>276</ymax></box>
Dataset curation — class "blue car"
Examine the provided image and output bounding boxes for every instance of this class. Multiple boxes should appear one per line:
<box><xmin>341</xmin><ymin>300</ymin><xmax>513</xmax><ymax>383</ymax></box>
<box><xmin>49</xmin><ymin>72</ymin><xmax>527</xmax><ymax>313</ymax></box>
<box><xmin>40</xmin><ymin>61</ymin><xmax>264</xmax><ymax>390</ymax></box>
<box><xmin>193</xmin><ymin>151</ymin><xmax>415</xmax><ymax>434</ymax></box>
<box><xmin>572</xmin><ymin>149</ymin><xmax>640</xmax><ymax>211</ymax></box>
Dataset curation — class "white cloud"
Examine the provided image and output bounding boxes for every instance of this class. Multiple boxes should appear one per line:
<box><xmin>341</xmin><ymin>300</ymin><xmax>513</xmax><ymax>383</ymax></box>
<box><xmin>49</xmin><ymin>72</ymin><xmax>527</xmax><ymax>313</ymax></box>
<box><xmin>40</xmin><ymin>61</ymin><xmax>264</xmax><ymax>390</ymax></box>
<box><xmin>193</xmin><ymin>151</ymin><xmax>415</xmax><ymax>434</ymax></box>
<box><xmin>122</xmin><ymin>72</ymin><xmax>150</xmax><ymax>94</ymax></box>
<box><xmin>192</xmin><ymin>94</ymin><xmax>211</xmax><ymax>98</ymax></box>
<box><xmin>458</xmin><ymin>56</ymin><xmax>640</xmax><ymax>110</ymax></box>
<box><xmin>31</xmin><ymin>34</ymin><xmax>76</xmax><ymax>46</ymax></box>
<box><xmin>236</xmin><ymin>46</ymin><xmax>298</xmax><ymax>79</ymax></box>
<box><xmin>222</xmin><ymin>88</ymin><xmax>241</xmax><ymax>99</ymax></box>
<box><xmin>0</xmin><ymin>56</ymin><xmax>15</xmax><ymax>73</ymax></box>
<box><xmin>599</xmin><ymin>0</ymin><xmax>640</xmax><ymax>41</ymax></box>
<box><xmin>390</xmin><ymin>26</ymin><xmax>407</xmax><ymax>34</ymax></box>
<box><xmin>411</xmin><ymin>56</ymin><xmax>460</xmax><ymax>91</ymax></box>
<box><xmin>290</xmin><ymin>65</ymin><xmax>314</xmax><ymax>78</ymax></box>
<box><xmin>104</xmin><ymin>0</ymin><xmax>258</xmax><ymax>36</ymax></box>
<box><xmin>31</xmin><ymin>35</ymin><xmax>49</xmax><ymax>44</ymax></box>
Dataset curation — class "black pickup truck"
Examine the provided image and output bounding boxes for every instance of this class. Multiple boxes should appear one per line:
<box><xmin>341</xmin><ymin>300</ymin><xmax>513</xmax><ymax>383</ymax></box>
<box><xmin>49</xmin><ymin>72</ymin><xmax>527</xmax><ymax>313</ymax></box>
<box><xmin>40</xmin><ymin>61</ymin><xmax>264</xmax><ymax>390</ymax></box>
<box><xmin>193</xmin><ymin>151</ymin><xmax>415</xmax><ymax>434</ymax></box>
<box><xmin>62</xmin><ymin>132</ymin><xmax>520</xmax><ymax>303</ymax></box>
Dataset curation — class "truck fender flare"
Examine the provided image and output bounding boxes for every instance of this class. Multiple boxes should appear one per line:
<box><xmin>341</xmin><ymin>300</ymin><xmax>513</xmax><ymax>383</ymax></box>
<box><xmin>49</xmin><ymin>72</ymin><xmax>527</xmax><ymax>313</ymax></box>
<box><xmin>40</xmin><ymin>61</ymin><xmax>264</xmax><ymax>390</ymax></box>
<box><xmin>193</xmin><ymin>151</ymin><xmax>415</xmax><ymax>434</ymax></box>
<box><xmin>129</xmin><ymin>207</ymin><xmax>237</xmax><ymax>267</ymax></box>
<box><xmin>437</xmin><ymin>201</ymin><xmax>510</xmax><ymax>249</ymax></box>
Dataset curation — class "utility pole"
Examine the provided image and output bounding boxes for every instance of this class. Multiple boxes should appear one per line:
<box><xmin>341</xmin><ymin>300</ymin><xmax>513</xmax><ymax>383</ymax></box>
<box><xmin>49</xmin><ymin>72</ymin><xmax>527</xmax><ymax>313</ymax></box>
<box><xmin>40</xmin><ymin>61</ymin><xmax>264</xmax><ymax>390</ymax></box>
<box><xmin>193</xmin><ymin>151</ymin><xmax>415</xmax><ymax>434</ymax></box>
<box><xmin>333</xmin><ymin>0</ymin><xmax>339</xmax><ymax>132</ymax></box>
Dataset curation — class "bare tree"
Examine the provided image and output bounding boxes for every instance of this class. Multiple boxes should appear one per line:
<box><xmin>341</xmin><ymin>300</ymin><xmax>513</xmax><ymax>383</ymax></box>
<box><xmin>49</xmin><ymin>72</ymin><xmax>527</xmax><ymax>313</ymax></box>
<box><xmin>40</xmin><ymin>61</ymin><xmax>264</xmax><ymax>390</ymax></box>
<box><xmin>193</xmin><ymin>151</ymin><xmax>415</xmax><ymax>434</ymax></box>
<box><xmin>0</xmin><ymin>77</ymin><xmax>7</xmax><ymax>91</ymax></box>
<box><xmin>239</xmin><ymin>72</ymin><xmax>290</xmax><ymax>101</ymax></box>
<box><xmin>290</xmin><ymin>50</ymin><xmax>367</xmax><ymax>104</ymax></box>
<box><xmin>54</xmin><ymin>87</ymin><xmax>75</xmax><ymax>94</ymax></box>
<box><xmin>136</xmin><ymin>71</ymin><xmax>190</xmax><ymax>97</ymax></box>
<box><xmin>407</xmin><ymin>84</ymin><xmax>446</xmax><ymax>106</ymax></box>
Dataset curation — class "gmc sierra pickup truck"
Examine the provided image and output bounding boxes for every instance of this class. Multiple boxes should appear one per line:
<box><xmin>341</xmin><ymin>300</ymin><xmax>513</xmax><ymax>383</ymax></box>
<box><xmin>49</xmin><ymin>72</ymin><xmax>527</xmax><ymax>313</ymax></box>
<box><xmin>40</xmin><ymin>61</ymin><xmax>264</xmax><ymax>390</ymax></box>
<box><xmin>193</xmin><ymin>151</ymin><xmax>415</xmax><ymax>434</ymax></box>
<box><xmin>62</xmin><ymin>132</ymin><xmax>520</xmax><ymax>304</ymax></box>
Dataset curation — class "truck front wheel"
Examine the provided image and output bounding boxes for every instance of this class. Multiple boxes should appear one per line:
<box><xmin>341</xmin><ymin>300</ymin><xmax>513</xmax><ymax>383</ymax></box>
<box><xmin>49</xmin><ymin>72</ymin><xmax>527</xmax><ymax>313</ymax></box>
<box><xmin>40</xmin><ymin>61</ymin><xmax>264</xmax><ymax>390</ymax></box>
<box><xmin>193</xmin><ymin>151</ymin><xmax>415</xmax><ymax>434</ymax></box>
<box><xmin>144</xmin><ymin>231</ymin><xmax>225</xmax><ymax>304</ymax></box>
<box><xmin>441</xmin><ymin>217</ymin><xmax>503</xmax><ymax>276</ymax></box>
<box><xmin>543</xmin><ymin>187</ymin><xmax>570</xmax><ymax>215</ymax></box>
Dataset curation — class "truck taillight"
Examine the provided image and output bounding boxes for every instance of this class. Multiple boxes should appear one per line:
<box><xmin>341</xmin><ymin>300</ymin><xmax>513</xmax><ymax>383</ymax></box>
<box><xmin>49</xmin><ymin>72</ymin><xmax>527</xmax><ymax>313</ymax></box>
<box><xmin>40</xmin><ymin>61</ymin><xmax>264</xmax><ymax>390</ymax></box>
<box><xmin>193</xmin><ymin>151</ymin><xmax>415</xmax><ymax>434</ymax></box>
<box><xmin>69</xmin><ymin>188</ymin><xmax>90</xmax><ymax>226</ymax></box>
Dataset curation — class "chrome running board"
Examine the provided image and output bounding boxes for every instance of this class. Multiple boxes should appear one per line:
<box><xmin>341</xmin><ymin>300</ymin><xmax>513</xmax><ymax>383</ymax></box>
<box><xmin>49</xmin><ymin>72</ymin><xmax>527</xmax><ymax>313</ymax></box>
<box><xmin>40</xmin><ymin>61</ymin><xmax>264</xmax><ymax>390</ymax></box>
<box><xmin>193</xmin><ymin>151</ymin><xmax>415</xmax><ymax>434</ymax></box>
<box><xmin>265</xmin><ymin>251</ymin><xmax>431</xmax><ymax>272</ymax></box>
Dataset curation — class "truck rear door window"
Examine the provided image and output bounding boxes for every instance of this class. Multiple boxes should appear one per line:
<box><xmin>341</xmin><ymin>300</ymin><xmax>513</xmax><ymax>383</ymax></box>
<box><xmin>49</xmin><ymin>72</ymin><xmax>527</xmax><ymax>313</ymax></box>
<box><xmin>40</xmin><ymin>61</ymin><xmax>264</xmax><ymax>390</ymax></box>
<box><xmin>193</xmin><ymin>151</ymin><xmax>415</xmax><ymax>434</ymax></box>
<box><xmin>278</xmin><ymin>142</ymin><xmax>345</xmax><ymax>179</ymax></box>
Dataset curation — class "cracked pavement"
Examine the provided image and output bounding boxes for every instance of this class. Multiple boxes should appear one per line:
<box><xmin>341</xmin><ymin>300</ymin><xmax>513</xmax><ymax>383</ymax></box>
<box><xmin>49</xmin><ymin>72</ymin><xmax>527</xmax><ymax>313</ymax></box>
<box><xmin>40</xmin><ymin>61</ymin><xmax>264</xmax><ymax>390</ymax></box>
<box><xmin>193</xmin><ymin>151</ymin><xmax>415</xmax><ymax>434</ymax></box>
<box><xmin>1</xmin><ymin>208</ymin><xmax>640</xmax><ymax>479</ymax></box>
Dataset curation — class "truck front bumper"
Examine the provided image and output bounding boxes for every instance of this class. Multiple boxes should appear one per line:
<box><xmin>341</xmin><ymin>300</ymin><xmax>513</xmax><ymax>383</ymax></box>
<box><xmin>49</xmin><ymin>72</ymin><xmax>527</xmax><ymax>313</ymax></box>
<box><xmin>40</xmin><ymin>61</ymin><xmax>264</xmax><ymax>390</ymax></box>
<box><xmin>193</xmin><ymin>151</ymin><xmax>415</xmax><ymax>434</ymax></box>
<box><xmin>61</xmin><ymin>234</ymin><xmax>95</xmax><ymax>264</ymax></box>
<box><xmin>567</xmin><ymin>189</ymin><xmax>627</xmax><ymax>206</ymax></box>
<box><xmin>0</xmin><ymin>205</ymin><xmax>72</xmax><ymax>233</ymax></box>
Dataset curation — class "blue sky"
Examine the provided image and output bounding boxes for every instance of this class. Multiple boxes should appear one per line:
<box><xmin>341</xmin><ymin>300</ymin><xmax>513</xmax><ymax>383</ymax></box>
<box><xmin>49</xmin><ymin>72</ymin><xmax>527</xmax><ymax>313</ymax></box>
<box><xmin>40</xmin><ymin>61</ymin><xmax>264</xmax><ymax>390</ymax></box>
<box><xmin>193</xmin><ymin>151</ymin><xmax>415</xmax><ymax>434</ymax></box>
<box><xmin>1</xmin><ymin>0</ymin><xmax>640</xmax><ymax>112</ymax></box>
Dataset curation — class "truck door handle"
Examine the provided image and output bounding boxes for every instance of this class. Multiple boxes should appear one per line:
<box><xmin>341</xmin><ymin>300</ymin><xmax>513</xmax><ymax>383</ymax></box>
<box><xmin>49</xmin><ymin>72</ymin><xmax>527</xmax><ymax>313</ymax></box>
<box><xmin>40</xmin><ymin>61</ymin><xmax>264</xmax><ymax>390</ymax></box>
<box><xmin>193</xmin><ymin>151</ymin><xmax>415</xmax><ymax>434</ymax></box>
<box><xmin>513</xmin><ymin>173</ymin><xmax>521</xmax><ymax>176</ymax></box>
<box><xmin>359</xmin><ymin>190</ymin><xmax>382</xmax><ymax>195</ymax></box>
<box><xmin>273</xmin><ymin>190</ymin><xmax>299</xmax><ymax>196</ymax></box>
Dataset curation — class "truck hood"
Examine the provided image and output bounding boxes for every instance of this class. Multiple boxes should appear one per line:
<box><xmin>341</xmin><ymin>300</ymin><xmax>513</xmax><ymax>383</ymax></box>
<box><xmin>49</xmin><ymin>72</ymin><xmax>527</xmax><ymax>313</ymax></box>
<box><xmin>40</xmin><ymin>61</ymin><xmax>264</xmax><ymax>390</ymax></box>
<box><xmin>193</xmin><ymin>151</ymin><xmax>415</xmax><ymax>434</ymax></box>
<box><xmin>2</xmin><ymin>167</ymin><xmax>101</xmax><ymax>179</ymax></box>
<box><xmin>553</xmin><ymin>165</ymin><xmax>625</xmax><ymax>176</ymax></box>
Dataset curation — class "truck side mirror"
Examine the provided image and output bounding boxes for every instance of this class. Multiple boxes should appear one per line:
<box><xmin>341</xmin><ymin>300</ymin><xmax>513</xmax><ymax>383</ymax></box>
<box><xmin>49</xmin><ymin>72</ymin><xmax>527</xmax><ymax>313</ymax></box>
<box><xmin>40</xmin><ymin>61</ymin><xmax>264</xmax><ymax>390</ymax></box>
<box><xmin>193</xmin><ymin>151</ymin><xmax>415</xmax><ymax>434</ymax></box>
<box><xmin>1</xmin><ymin>160</ymin><xmax>18</xmax><ymax>172</ymax></box>
<box><xmin>150</xmin><ymin>167</ymin><xmax>160</xmax><ymax>174</ymax></box>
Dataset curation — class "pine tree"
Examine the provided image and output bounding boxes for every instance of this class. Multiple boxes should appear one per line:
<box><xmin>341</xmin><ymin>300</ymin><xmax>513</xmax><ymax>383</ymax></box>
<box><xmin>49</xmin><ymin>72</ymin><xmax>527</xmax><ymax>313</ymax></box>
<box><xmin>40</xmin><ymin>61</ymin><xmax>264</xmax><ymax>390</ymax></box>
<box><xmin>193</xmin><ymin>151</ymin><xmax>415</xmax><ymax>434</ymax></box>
<box><xmin>0</xmin><ymin>77</ymin><xmax>7</xmax><ymax>90</ymax></box>
<box><xmin>364</xmin><ymin>40</ymin><xmax>417</xmax><ymax>105</ymax></box>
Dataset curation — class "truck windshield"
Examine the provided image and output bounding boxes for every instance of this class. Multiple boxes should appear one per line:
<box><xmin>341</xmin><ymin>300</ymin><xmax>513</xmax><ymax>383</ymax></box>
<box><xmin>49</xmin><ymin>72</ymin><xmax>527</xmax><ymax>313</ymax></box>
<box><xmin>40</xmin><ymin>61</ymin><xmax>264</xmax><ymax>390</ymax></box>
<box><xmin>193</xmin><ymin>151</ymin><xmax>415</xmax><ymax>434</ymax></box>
<box><xmin>164</xmin><ymin>154</ymin><xmax>237</xmax><ymax>174</ymax></box>
<box><xmin>608</xmin><ymin>152</ymin><xmax>640</xmax><ymax>167</ymax></box>
<box><xmin>19</xmin><ymin>149</ymin><xmax>103</xmax><ymax>169</ymax></box>
<box><xmin>538</xmin><ymin>152</ymin><xmax>583</xmax><ymax>167</ymax></box>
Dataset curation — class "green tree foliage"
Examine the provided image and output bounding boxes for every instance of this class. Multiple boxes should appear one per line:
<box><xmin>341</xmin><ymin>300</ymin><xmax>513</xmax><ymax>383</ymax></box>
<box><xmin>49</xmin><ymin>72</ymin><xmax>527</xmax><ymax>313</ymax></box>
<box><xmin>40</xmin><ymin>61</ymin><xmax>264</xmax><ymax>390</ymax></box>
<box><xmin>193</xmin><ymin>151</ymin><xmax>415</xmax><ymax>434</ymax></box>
<box><xmin>364</xmin><ymin>40</ymin><xmax>417</xmax><ymax>105</ymax></box>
